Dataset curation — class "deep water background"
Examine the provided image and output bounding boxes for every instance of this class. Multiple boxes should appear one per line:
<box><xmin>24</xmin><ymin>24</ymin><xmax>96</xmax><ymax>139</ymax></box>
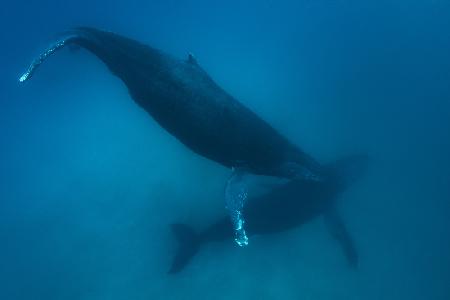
<box><xmin>1</xmin><ymin>0</ymin><xmax>450</xmax><ymax>299</ymax></box>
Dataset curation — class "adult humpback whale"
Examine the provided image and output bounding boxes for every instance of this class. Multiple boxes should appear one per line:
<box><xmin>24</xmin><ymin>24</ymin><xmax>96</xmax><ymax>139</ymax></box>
<box><xmin>169</xmin><ymin>154</ymin><xmax>368</xmax><ymax>273</ymax></box>
<box><xmin>19</xmin><ymin>27</ymin><xmax>324</xmax><ymax>246</ymax></box>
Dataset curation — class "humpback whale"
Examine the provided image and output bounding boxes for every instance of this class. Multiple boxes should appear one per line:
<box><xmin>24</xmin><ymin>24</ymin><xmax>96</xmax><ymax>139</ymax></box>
<box><xmin>19</xmin><ymin>27</ymin><xmax>324</xmax><ymax>246</ymax></box>
<box><xmin>169</xmin><ymin>154</ymin><xmax>368</xmax><ymax>273</ymax></box>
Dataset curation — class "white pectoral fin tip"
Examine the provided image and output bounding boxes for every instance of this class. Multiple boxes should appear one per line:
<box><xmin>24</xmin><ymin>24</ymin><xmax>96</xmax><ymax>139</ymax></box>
<box><xmin>19</xmin><ymin>62</ymin><xmax>36</xmax><ymax>83</ymax></box>
<box><xmin>19</xmin><ymin>72</ymin><xmax>29</xmax><ymax>83</ymax></box>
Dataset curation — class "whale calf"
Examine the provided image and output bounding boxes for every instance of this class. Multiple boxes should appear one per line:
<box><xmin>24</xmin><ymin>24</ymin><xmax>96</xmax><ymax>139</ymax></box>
<box><xmin>19</xmin><ymin>27</ymin><xmax>324</xmax><ymax>245</ymax></box>
<box><xmin>169</xmin><ymin>154</ymin><xmax>368</xmax><ymax>273</ymax></box>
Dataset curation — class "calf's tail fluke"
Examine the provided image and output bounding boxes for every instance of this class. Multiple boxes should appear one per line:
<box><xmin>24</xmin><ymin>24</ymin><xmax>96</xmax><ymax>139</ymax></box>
<box><xmin>169</xmin><ymin>224</ymin><xmax>201</xmax><ymax>274</ymax></box>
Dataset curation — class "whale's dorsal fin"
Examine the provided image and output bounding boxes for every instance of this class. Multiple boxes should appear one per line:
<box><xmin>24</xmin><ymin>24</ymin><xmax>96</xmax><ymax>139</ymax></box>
<box><xmin>187</xmin><ymin>53</ymin><xmax>198</xmax><ymax>65</ymax></box>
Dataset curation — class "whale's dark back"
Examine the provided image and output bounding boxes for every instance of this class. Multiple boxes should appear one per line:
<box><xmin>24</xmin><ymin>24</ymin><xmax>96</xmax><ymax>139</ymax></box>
<box><xmin>68</xmin><ymin>27</ymin><xmax>322</xmax><ymax>178</ymax></box>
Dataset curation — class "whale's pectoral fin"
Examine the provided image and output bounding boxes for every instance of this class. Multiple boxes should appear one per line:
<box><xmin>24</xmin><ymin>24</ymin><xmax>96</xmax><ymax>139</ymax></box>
<box><xmin>225</xmin><ymin>168</ymin><xmax>249</xmax><ymax>247</ymax></box>
<box><xmin>19</xmin><ymin>34</ymin><xmax>79</xmax><ymax>83</ymax></box>
<box><xmin>323</xmin><ymin>207</ymin><xmax>359</xmax><ymax>268</ymax></box>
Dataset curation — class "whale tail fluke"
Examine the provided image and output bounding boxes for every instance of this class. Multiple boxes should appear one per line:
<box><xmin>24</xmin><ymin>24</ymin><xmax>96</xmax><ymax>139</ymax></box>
<box><xmin>168</xmin><ymin>223</ymin><xmax>201</xmax><ymax>274</ymax></box>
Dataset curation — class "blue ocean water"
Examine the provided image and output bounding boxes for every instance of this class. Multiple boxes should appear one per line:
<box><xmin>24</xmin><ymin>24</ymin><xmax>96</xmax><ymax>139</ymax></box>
<box><xmin>1</xmin><ymin>0</ymin><xmax>450</xmax><ymax>299</ymax></box>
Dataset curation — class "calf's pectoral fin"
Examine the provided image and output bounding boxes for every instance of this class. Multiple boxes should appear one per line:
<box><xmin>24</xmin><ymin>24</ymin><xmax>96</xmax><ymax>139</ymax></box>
<box><xmin>225</xmin><ymin>168</ymin><xmax>249</xmax><ymax>247</ymax></box>
<box><xmin>323</xmin><ymin>207</ymin><xmax>359</xmax><ymax>268</ymax></box>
